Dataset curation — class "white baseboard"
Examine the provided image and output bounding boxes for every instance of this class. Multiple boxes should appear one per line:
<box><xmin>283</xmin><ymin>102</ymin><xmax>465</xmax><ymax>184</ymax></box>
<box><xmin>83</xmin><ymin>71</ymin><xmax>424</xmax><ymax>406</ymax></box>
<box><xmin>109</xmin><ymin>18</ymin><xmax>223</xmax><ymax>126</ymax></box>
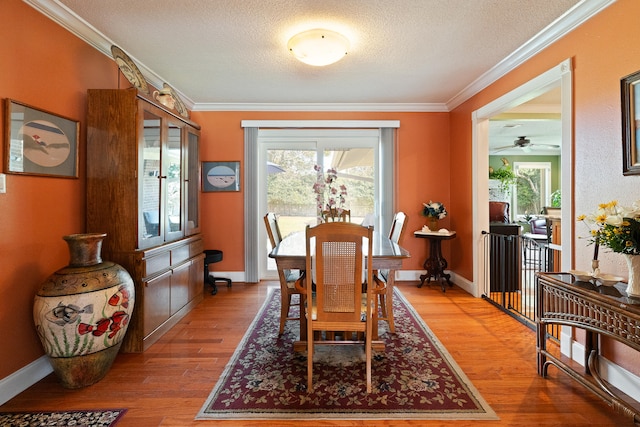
<box><xmin>394</xmin><ymin>270</ymin><xmax>476</xmax><ymax>295</ymax></box>
<box><xmin>207</xmin><ymin>271</ymin><xmax>244</xmax><ymax>284</ymax></box>
<box><xmin>567</xmin><ymin>336</ymin><xmax>640</xmax><ymax>401</ymax></box>
<box><xmin>600</xmin><ymin>356</ymin><xmax>640</xmax><ymax>401</ymax></box>
<box><xmin>0</xmin><ymin>356</ymin><xmax>52</xmax><ymax>406</ymax></box>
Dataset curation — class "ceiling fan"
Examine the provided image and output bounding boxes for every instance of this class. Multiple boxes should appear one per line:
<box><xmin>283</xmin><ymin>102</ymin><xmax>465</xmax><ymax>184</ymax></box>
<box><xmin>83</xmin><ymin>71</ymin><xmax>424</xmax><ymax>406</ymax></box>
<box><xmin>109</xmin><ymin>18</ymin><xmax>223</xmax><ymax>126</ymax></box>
<box><xmin>492</xmin><ymin>136</ymin><xmax>560</xmax><ymax>153</ymax></box>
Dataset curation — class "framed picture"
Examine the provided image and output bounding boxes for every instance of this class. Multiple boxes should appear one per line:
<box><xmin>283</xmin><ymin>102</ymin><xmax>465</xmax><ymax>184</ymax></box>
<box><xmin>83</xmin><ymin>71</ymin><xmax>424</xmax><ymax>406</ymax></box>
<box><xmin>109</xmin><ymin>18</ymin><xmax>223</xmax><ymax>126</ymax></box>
<box><xmin>621</xmin><ymin>70</ymin><xmax>640</xmax><ymax>175</ymax></box>
<box><xmin>202</xmin><ymin>161</ymin><xmax>240</xmax><ymax>192</ymax></box>
<box><xmin>4</xmin><ymin>99</ymin><xmax>79</xmax><ymax>178</ymax></box>
<box><xmin>4</xmin><ymin>99</ymin><xmax>80</xmax><ymax>178</ymax></box>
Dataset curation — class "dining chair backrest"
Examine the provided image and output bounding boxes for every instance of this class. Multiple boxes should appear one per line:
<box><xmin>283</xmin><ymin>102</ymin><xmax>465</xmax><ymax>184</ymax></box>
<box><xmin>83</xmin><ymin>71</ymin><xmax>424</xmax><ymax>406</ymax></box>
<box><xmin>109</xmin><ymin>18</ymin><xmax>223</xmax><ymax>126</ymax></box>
<box><xmin>378</xmin><ymin>211</ymin><xmax>407</xmax><ymax>285</ymax></box>
<box><xmin>306</xmin><ymin>222</ymin><xmax>372</xmax><ymax>324</ymax></box>
<box><xmin>388</xmin><ymin>211</ymin><xmax>407</xmax><ymax>245</ymax></box>
<box><xmin>321</xmin><ymin>208</ymin><xmax>351</xmax><ymax>223</ymax></box>
<box><xmin>264</xmin><ymin>212</ymin><xmax>283</xmax><ymax>249</ymax></box>
<box><xmin>542</xmin><ymin>206</ymin><xmax>561</xmax><ymax>240</ymax></box>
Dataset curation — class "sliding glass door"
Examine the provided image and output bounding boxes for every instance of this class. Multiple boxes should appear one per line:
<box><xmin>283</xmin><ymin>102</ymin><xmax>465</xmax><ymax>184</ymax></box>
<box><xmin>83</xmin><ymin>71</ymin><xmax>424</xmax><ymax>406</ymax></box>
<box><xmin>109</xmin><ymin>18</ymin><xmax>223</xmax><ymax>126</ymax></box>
<box><xmin>258</xmin><ymin>130</ymin><xmax>379</xmax><ymax>279</ymax></box>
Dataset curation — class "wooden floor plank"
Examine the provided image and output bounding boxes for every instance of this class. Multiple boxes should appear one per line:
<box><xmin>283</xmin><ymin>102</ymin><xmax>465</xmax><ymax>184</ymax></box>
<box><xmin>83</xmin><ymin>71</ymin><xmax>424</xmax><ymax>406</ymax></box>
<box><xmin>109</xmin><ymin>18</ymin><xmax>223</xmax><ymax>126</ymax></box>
<box><xmin>0</xmin><ymin>281</ymin><xmax>631</xmax><ymax>426</ymax></box>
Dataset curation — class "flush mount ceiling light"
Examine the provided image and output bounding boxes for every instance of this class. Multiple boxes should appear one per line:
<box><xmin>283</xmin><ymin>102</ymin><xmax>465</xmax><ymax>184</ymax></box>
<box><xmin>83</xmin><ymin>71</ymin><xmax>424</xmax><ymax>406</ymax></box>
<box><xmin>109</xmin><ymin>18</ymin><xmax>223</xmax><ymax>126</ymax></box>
<box><xmin>287</xmin><ymin>29</ymin><xmax>350</xmax><ymax>66</ymax></box>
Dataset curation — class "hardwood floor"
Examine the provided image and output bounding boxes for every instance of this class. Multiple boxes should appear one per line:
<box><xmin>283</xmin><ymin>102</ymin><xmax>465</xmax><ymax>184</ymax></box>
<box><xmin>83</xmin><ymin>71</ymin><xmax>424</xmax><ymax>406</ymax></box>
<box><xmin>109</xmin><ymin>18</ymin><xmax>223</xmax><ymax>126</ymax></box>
<box><xmin>1</xmin><ymin>281</ymin><xmax>631</xmax><ymax>426</ymax></box>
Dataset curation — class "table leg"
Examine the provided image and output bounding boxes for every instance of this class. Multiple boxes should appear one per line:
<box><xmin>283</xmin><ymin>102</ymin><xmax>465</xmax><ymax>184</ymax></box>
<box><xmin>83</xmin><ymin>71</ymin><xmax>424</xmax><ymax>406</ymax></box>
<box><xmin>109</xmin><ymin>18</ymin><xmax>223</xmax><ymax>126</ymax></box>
<box><xmin>418</xmin><ymin>238</ymin><xmax>452</xmax><ymax>291</ymax></box>
<box><xmin>385</xmin><ymin>271</ymin><xmax>395</xmax><ymax>333</ymax></box>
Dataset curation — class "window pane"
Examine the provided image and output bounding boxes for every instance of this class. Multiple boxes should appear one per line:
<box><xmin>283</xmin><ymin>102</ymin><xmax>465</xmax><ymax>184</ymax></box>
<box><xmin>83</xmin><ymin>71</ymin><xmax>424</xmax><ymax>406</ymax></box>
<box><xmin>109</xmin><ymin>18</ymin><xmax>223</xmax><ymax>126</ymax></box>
<box><xmin>324</xmin><ymin>148</ymin><xmax>374</xmax><ymax>224</ymax></box>
<box><xmin>513</xmin><ymin>162</ymin><xmax>551</xmax><ymax>218</ymax></box>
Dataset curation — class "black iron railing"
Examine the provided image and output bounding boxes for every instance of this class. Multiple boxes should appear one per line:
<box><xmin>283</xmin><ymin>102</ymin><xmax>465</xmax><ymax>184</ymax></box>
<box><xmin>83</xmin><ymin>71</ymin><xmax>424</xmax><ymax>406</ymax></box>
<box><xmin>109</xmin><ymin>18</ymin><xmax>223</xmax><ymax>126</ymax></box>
<box><xmin>481</xmin><ymin>230</ymin><xmax>561</xmax><ymax>340</ymax></box>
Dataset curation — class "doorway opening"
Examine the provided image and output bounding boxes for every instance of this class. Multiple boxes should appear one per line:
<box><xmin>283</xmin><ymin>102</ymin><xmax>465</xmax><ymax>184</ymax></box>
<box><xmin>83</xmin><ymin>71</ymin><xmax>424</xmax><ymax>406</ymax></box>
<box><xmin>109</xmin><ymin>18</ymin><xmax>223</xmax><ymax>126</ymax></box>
<box><xmin>473</xmin><ymin>59</ymin><xmax>573</xmax><ymax>298</ymax></box>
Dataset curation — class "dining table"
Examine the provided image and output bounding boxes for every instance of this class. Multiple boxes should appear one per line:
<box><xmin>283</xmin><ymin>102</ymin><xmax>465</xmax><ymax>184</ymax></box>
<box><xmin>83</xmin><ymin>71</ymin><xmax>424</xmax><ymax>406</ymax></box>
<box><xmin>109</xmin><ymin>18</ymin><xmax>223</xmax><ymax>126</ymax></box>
<box><xmin>269</xmin><ymin>229</ymin><xmax>410</xmax><ymax>351</ymax></box>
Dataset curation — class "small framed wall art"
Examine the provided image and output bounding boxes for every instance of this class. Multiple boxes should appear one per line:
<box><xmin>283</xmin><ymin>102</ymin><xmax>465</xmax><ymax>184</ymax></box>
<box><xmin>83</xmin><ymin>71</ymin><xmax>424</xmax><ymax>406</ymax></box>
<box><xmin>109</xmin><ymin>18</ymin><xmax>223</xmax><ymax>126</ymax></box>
<box><xmin>4</xmin><ymin>99</ymin><xmax>79</xmax><ymax>178</ymax></box>
<box><xmin>621</xmin><ymin>70</ymin><xmax>640</xmax><ymax>175</ymax></box>
<box><xmin>202</xmin><ymin>161</ymin><xmax>240</xmax><ymax>192</ymax></box>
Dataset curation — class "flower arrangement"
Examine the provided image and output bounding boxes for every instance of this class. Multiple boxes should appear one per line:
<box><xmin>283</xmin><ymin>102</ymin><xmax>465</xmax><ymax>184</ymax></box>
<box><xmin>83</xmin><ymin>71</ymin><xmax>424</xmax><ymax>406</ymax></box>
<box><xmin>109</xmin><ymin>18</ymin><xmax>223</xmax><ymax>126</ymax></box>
<box><xmin>313</xmin><ymin>165</ymin><xmax>347</xmax><ymax>218</ymax></box>
<box><xmin>421</xmin><ymin>201</ymin><xmax>447</xmax><ymax>219</ymax></box>
<box><xmin>577</xmin><ymin>200</ymin><xmax>640</xmax><ymax>256</ymax></box>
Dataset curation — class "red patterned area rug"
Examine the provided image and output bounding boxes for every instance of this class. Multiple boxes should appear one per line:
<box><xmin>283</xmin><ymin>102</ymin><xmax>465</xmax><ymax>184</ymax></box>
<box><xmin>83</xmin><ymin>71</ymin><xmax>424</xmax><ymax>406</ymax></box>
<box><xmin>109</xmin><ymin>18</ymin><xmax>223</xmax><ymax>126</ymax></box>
<box><xmin>0</xmin><ymin>408</ymin><xmax>126</xmax><ymax>426</ymax></box>
<box><xmin>196</xmin><ymin>288</ymin><xmax>498</xmax><ymax>421</ymax></box>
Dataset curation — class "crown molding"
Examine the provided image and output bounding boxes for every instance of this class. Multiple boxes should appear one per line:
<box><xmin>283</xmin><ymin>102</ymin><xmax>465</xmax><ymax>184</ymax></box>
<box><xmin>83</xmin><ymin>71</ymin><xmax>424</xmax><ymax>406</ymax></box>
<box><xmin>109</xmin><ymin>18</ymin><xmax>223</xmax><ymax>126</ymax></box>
<box><xmin>23</xmin><ymin>0</ymin><xmax>194</xmax><ymax>108</ymax></box>
<box><xmin>192</xmin><ymin>103</ymin><xmax>447</xmax><ymax>112</ymax></box>
<box><xmin>446</xmin><ymin>0</ymin><xmax>615</xmax><ymax>110</ymax></box>
<box><xmin>26</xmin><ymin>0</ymin><xmax>614</xmax><ymax>113</ymax></box>
<box><xmin>240</xmin><ymin>120</ymin><xmax>400</xmax><ymax>128</ymax></box>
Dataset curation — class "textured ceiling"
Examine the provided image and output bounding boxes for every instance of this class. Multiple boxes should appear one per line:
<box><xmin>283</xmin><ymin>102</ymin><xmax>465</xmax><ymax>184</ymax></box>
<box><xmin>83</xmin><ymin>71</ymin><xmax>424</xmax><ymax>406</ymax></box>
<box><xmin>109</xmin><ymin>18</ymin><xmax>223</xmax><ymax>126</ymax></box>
<box><xmin>43</xmin><ymin>0</ymin><xmax>595</xmax><ymax>111</ymax></box>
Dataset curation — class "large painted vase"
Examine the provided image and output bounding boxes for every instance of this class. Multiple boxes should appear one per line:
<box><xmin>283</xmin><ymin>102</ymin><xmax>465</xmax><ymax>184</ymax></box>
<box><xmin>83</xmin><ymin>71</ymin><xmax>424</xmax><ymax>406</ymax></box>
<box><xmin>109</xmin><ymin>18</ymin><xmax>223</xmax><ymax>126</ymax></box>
<box><xmin>33</xmin><ymin>233</ymin><xmax>135</xmax><ymax>389</ymax></box>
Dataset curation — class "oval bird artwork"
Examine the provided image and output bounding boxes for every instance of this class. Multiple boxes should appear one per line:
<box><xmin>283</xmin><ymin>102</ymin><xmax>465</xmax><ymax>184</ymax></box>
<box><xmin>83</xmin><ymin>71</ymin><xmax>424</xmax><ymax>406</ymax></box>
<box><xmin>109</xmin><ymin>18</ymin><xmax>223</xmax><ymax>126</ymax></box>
<box><xmin>207</xmin><ymin>165</ymin><xmax>237</xmax><ymax>189</ymax></box>
<box><xmin>20</xmin><ymin>120</ymin><xmax>71</xmax><ymax>167</ymax></box>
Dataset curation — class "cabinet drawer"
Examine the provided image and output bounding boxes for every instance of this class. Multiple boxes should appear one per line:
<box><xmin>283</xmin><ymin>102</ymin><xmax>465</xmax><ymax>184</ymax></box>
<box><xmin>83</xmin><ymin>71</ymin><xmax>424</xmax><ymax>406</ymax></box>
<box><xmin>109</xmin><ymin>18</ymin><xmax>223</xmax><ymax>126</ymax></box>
<box><xmin>189</xmin><ymin>239</ymin><xmax>204</xmax><ymax>257</ymax></box>
<box><xmin>144</xmin><ymin>252</ymin><xmax>171</xmax><ymax>277</ymax></box>
<box><xmin>143</xmin><ymin>271</ymin><xmax>171</xmax><ymax>336</ymax></box>
<box><xmin>170</xmin><ymin>262</ymin><xmax>191</xmax><ymax>315</ymax></box>
<box><xmin>171</xmin><ymin>245</ymin><xmax>190</xmax><ymax>265</ymax></box>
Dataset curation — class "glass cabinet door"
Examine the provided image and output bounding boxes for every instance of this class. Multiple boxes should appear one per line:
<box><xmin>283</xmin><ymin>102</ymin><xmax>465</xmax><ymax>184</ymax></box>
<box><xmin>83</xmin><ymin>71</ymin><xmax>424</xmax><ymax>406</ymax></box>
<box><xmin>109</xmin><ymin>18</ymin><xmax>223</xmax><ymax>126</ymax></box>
<box><xmin>164</xmin><ymin>121</ymin><xmax>183</xmax><ymax>241</ymax></box>
<box><xmin>185</xmin><ymin>129</ymin><xmax>200</xmax><ymax>235</ymax></box>
<box><xmin>140</xmin><ymin>110</ymin><xmax>163</xmax><ymax>248</ymax></box>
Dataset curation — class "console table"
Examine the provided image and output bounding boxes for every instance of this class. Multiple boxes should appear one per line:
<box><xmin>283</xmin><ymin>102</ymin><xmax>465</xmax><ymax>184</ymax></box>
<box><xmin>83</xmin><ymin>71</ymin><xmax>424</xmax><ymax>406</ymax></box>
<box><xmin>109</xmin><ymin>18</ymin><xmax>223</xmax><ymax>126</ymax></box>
<box><xmin>536</xmin><ymin>272</ymin><xmax>640</xmax><ymax>422</ymax></box>
<box><xmin>414</xmin><ymin>230</ymin><xmax>456</xmax><ymax>292</ymax></box>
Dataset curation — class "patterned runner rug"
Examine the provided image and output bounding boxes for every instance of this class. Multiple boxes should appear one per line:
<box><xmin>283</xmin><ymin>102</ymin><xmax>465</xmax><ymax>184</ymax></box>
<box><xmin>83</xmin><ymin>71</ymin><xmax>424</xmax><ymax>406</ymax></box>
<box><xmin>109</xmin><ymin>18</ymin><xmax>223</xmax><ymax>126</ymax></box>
<box><xmin>0</xmin><ymin>408</ymin><xmax>126</xmax><ymax>426</ymax></box>
<box><xmin>196</xmin><ymin>288</ymin><xmax>498</xmax><ymax>421</ymax></box>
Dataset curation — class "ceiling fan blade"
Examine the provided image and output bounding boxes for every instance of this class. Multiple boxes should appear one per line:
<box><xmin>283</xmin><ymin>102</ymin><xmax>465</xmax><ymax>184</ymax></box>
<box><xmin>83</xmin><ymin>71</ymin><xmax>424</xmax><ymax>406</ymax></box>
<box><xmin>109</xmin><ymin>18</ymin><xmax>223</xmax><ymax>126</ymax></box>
<box><xmin>530</xmin><ymin>143</ymin><xmax>561</xmax><ymax>149</ymax></box>
<box><xmin>492</xmin><ymin>145</ymin><xmax>517</xmax><ymax>151</ymax></box>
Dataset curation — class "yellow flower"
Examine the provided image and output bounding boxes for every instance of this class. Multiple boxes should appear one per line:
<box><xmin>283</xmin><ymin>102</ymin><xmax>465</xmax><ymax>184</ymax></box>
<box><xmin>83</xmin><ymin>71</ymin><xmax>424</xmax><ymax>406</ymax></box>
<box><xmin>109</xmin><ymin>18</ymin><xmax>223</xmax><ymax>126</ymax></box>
<box><xmin>579</xmin><ymin>199</ymin><xmax>640</xmax><ymax>255</ymax></box>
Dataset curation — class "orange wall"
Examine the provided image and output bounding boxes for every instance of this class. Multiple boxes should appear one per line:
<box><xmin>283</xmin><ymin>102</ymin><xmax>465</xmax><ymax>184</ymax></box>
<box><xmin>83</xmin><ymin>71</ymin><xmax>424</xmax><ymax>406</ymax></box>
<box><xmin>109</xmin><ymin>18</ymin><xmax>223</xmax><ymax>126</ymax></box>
<box><xmin>192</xmin><ymin>111</ymin><xmax>451</xmax><ymax>274</ymax></box>
<box><xmin>0</xmin><ymin>0</ymin><xmax>122</xmax><ymax>379</ymax></box>
<box><xmin>449</xmin><ymin>0</ymin><xmax>640</xmax><ymax>374</ymax></box>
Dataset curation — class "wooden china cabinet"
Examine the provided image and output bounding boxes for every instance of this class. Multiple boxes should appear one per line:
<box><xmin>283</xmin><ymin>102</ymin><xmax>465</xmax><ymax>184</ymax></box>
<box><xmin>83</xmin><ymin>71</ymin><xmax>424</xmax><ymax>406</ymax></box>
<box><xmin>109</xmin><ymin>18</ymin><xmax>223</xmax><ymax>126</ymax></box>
<box><xmin>86</xmin><ymin>88</ymin><xmax>204</xmax><ymax>352</ymax></box>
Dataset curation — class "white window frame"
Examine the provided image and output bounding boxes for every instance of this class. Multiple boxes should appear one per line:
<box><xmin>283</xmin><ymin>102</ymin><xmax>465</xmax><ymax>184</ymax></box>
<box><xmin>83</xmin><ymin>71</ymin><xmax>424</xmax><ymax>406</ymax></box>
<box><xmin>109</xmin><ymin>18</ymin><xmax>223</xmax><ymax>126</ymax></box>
<box><xmin>241</xmin><ymin>120</ymin><xmax>399</xmax><ymax>283</ymax></box>
<box><xmin>512</xmin><ymin>161</ymin><xmax>552</xmax><ymax>219</ymax></box>
<box><xmin>258</xmin><ymin>129</ymin><xmax>380</xmax><ymax>280</ymax></box>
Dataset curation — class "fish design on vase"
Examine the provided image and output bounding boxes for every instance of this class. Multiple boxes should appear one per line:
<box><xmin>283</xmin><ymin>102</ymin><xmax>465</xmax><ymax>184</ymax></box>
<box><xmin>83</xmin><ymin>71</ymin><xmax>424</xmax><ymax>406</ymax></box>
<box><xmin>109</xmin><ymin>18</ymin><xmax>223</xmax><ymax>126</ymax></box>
<box><xmin>78</xmin><ymin>285</ymin><xmax>131</xmax><ymax>339</ymax></box>
<box><xmin>78</xmin><ymin>311</ymin><xmax>129</xmax><ymax>339</ymax></box>
<box><xmin>108</xmin><ymin>285</ymin><xmax>131</xmax><ymax>308</ymax></box>
<box><xmin>45</xmin><ymin>302</ymin><xmax>93</xmax><ymax>326</ymax></box>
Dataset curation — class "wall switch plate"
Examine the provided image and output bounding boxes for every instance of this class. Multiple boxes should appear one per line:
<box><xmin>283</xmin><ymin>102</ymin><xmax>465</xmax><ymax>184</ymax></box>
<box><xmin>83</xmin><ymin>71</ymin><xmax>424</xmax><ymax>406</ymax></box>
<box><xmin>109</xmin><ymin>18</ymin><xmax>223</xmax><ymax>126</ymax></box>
<box><xmin>0</xmin><ymin>173</ymin><xmax>6</xmax><ymax>193</ymax></box>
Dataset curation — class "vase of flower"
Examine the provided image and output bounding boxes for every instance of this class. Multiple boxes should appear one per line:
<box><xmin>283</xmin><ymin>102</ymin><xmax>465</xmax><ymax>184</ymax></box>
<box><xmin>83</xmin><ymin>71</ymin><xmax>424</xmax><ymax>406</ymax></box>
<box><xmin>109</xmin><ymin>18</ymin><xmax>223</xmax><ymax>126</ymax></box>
<box><xmin>421</xmin><ymin>200</ymin><xmax>447</xmax><ymax>230</ymax></box>
<box><xmin>427</xmin><ymin>217</ymin><xmax>439</xmax><ymax>231</ymax></box>
<box><xmin>33</xmin><ymin>233</ymin><xmax>135</xmax><ymax>388</ymax></box>
<box><xmin>624</xmin><ymin>254</ymin><xmax>640</xmax><ymax>297</ymax></box>
<box><xmin>579</xmin><ymin>200</ymin><xmax>640</xmax><ymax>297</ymax></box>
<box><xmin>313</xmin><ymin>165</ymin><xmax>348</xmax><ymax>222</ymax></box>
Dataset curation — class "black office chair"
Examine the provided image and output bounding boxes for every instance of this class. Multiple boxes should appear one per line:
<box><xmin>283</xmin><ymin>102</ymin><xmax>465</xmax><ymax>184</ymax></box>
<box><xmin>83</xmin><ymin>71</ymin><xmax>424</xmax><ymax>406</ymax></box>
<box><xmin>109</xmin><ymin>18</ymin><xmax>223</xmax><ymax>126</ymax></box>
<box><xmin>203</xmin><ymin>249</ymin><xmax>232</xmax><ymax>295</ymax></box>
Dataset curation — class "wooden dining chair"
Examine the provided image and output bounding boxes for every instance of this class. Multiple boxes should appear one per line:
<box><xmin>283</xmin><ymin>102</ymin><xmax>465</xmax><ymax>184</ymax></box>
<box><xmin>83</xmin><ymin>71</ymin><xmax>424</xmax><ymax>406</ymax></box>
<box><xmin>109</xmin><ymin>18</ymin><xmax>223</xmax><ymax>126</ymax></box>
<box><xmin>375</xmin><ymin>211</ymin><xmax>407</xmax><ymax>333</ymax></box>
<box><xmin>321</xmin><ymin>208</ymin><xmax>351</xmax><ymax>222</ymax></box>
<box><xmin>295</xmin><ymin>222</ymin><xmax>383</xmax><ymax>393</ymax></box>
<box><xmin>263</xmin><ymin>213</ymin><xmax>302</xmax><ymax>334</ymax></box>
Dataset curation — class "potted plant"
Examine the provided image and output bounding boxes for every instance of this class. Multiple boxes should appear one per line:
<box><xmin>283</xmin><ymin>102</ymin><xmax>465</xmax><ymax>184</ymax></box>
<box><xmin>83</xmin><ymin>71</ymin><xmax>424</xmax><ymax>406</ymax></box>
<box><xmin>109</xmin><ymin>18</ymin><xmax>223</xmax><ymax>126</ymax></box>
<box><xmin>489</xmin><ymin>165</ymin><xmax>517</xmax><ymax>193</ymax></box>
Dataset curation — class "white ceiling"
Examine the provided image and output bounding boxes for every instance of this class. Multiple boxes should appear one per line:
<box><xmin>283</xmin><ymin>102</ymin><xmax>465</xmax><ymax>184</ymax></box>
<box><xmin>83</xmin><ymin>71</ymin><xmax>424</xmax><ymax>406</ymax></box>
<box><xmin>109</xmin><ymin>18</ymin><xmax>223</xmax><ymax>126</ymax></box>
<box><xmin>488</xmin><ymin>87</ymin><xmax>563</xmax><ymax>155</ymax></box>
<box><xmin>28</xmin><ymin>0</ymin><xmax>613</xmax><ymax>154</ymax></box>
